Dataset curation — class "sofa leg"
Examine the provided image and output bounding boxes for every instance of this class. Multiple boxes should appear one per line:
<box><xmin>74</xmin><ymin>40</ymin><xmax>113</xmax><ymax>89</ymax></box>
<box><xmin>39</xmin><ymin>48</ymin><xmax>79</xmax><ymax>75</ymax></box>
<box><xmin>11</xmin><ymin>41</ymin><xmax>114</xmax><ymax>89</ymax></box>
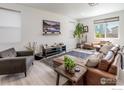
<box><xmin>32</xmin><ymin>62</ymin><xmax>34</xmax><ymax>65</ymax></box>
<box><xmin>24</xmin><ymin>72</ymin><xmax>27</xmax><ymax>77</ymax></box>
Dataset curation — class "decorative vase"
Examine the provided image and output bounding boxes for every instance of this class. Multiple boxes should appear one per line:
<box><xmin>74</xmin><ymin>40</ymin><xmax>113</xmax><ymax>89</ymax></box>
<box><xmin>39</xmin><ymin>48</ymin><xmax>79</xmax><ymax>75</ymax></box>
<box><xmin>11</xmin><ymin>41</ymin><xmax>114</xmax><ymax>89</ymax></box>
<box><xmin>65</xmin><ymin>67</ymin><xmax>68</xmax><ymax>71</ymax></box>
<box><xmin>65</xmin><ymin>67</ymin><xmax>75</xmax><ymax>74</ymax></box>
<box><xmin>68</xmin><ymin>68</ymin><xmax>75</xmax><ymax>74</ymax></box>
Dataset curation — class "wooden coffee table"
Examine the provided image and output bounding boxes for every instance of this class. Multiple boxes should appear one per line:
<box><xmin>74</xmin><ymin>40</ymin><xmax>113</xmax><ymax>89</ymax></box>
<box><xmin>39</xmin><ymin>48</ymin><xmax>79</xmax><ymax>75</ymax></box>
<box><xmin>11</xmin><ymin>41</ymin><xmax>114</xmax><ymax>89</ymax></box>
<box><xmin>54</xmin><ymin>64</ymin><xmax>87</xmax><ymax>85</ymax></box>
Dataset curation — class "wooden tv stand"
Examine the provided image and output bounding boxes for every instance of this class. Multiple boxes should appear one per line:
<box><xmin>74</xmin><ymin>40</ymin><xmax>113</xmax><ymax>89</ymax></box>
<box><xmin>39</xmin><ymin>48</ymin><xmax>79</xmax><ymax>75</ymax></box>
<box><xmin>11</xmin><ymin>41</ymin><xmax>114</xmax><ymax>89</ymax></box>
<box><xmin>42</xmin><ymin>45</ymin><xmax>66</xmax><ymax>57</ymax></box>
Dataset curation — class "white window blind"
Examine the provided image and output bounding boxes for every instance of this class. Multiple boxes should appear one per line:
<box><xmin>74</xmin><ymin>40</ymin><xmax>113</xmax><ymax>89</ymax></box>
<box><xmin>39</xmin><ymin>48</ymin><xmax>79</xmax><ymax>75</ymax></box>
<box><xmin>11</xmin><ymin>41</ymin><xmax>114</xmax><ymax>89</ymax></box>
<box><xmin>0</xmin><ymin>7</ymin><xmax>21</xmax><ymax>43</ymax></box>
<box><xmin>94</xmin><ymin>17</ymin><xmax>119</xmax><ymax>24</ymax></box>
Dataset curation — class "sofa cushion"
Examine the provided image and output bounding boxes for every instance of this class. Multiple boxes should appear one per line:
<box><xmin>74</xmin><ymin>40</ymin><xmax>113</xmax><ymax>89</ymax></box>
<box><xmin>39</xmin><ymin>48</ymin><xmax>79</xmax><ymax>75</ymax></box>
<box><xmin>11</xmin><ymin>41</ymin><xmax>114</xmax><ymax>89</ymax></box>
<box><xmin>98</xmin><ymin>51</ymin><xmax>115</xmax><ymax>71</ymax></box>
<box><xmin>0</xmin><ymin>48</ymin><xmax>17</xmax><ymax>58</ymax></box>
<box><xmin>108</xmin><ymin>54</ymin><xmax>121</xmax><ymax>75</ymax></box>
<box><xmin>99</xmin><ymin>44</ymin><xmax>114</xmax><ymax>54</ymax></box>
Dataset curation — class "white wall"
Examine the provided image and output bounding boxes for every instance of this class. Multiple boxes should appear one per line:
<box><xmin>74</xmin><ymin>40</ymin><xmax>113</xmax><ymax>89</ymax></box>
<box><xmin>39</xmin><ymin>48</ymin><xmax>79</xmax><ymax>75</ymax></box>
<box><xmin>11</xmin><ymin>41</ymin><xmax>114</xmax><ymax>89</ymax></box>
<box><xmin>79</xmin><ymin>10</ymin><xmax>124</xmax><ymax>46</ymax></box>
<box><xmin>0</xmin><ymin>4</ymin><xmax>77</xmax><ymax>51</ymax></box>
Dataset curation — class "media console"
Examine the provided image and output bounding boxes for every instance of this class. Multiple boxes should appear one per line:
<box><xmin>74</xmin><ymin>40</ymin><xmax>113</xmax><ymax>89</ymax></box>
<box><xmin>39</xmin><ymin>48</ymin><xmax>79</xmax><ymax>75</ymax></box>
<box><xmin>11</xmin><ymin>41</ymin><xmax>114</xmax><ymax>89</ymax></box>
<box><xmin>42</xmin><ymin>45</ymin><xmax>66</xmax><ymax>57</ymax></box>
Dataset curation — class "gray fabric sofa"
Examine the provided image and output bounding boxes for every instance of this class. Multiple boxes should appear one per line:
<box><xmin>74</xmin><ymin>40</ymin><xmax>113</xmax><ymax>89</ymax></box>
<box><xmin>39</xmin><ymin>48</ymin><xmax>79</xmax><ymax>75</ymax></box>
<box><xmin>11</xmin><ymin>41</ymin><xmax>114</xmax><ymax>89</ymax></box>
<box><xmin>0</xmin><ymin>48</ymin><xmax>34</xmax><ymax>77</ymax></box>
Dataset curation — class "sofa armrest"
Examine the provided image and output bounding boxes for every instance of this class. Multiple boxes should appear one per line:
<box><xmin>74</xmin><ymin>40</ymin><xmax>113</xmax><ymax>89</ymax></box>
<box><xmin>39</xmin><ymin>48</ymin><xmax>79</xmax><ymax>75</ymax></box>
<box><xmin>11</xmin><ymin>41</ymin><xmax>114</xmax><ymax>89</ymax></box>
<box><xmin>0</xmin><ymin>57</ymin><xmax>26</xmax><ymax>62</ymax></box>
<box><xmin>0</xmin><ymin>57</ymin><xmax>26</xmax><ymax>75</ymax></box>
<box><xmin>16</xmin><ymin>51</ymin><xmax>34</xmax><ymax>57</ymax></box>
<box><xmin>84</xmin><ymin>67</ymin><xmax>116</xmax><ymax>85</ymax></box>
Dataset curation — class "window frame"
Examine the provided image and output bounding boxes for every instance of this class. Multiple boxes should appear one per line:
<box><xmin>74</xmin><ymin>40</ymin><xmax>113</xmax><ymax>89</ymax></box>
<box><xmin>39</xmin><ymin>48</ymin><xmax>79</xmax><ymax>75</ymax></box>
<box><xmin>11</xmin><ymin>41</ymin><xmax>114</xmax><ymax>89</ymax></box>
<box><xmin>94</xmin><ymin>16</ymin><xmax>120</xmax><ymax>40</ymax></box>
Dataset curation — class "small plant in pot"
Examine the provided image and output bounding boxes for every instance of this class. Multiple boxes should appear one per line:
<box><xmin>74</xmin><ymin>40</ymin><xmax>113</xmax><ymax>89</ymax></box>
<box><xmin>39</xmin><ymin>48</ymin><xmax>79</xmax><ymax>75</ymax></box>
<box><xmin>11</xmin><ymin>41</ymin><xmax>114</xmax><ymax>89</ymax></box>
<box><xmin>64</xmin><ymin>56</ymin><xmax>76</xmax><ymax>74</ymax></box>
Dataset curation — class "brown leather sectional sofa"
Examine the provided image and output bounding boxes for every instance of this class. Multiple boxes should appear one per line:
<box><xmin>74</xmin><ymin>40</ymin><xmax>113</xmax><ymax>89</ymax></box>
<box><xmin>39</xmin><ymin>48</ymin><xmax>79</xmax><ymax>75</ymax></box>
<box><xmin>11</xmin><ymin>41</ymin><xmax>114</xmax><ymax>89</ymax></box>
<box><xmin>53</xmin><ymin>45</ymin><xmax>121</xmax><ymax>85</ymax></box>
<box><xmin>84</xmin><ymin>46</ymin><xmax>120</xmax><ymax>85</ymax></box>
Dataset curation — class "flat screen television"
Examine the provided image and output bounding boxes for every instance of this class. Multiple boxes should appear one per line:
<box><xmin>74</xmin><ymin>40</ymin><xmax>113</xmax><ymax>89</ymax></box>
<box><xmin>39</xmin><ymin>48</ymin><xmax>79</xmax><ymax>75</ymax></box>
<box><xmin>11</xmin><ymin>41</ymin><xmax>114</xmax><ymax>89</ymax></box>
<box><xmin>43</xmin><ymin>20</ymin><xmax>60</xmax><ymax>35</ymax></box>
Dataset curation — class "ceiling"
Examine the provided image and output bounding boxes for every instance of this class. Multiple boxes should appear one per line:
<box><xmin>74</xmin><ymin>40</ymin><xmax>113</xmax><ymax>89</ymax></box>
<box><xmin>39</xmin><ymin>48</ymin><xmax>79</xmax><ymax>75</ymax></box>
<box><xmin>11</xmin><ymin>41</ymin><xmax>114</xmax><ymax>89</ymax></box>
<box><xmin>22</xmin><ymin>3</ymin><xmax>124</xmax><ymax>19</ymax></box>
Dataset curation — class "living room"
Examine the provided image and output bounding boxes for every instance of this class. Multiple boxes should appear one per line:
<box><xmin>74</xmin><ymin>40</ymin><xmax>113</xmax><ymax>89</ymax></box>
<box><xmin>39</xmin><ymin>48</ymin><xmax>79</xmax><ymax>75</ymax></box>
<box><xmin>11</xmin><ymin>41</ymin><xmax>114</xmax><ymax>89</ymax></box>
<box><xmin>0</xmin><ymin>1</ymin><xmax>124</xmax><ymax>93</ymax></box>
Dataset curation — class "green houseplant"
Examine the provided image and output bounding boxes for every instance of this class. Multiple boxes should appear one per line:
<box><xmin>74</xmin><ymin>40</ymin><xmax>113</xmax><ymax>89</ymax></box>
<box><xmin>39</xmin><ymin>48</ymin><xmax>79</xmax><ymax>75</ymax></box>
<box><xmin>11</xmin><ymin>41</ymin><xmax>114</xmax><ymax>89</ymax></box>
<box><xmin>73</xmin><ymin>23</ymin><xmax>85</xmax><ymax>44</ymax></box>
<box><xmin>64</xmin><ymin>56</ymin><xmax>76</xmax><ymax>74</ymax></box>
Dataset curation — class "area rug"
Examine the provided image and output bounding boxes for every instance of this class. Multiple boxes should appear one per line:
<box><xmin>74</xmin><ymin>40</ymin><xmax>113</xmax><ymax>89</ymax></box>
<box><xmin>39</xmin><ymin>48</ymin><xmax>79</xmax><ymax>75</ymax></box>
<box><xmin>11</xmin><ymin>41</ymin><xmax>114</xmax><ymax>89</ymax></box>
<box><xmin>66</xmin><ymin>51</ymin><xmax>91</xmax><ymax>59</ymax></box>
<box><xmin>41</xmin><ymin>50</ymin><xmax>92</xmax><ymax>68</ymax></box>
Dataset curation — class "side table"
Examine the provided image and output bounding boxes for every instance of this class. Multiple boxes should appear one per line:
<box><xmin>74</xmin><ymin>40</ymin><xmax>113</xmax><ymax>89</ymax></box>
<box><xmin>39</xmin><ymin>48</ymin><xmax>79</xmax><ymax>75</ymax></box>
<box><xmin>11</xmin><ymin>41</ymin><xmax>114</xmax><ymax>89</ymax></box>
<box><xmin>54</xmin><ymin>64</ymin><xmax>87</xmax><ymax>85</ymax></box>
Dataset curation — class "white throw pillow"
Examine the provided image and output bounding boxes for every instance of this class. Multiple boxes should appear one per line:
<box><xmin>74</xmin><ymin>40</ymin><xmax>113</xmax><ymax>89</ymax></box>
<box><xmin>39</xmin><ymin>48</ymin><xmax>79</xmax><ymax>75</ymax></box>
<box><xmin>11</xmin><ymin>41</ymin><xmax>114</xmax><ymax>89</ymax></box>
<box><xmin>86</xmin><ymin>57</ymin><xmax>100</xmax><ymax>67</ymax></box>
<box><xmin>97</xmin><ymin>53</ymin><xmax>105</xmax><ymax>59</ymax></box>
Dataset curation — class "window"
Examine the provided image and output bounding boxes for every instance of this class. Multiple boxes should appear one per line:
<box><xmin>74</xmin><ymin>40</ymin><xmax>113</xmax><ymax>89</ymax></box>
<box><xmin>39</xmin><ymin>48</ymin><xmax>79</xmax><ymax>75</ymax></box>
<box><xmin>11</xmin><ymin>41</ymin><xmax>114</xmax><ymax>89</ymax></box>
<box><xmin>94</xmin><ymin>17</ymin><xmax>119</xmax><ymax>38</ymax></box>
<box><xmin>0</xmin><ymin>7</ymin><xmax>21</xmax><ymax>43</ymax></box>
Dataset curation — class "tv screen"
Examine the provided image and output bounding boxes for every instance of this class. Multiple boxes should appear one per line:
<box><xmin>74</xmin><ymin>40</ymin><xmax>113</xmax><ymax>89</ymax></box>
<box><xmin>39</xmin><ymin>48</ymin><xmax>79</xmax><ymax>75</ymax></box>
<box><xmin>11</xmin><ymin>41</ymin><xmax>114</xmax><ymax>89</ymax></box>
<box><xmin>43</xmin><ymin>20</ymin><xmax>60</xmax><ymax>34</ymax></box>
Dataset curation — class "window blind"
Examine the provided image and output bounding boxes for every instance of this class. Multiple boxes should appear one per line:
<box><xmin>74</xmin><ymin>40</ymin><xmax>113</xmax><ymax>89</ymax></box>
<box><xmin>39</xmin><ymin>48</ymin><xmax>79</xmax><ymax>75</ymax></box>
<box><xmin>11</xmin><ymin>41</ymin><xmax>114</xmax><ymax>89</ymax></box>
<box><xmin>94</xmin><ymin>16</ymin><xmax>119</xmax><ymax>24</ymax></box>
<box><xmin>0</xmin><ymin>7</ymin><xmax>21</xmax><ymax>43</ymax></box>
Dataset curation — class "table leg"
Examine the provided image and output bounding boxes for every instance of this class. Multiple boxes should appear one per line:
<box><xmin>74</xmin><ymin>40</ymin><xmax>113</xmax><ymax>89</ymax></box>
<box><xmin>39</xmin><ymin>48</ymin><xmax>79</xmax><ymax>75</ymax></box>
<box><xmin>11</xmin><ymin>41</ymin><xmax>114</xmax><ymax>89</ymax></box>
<box><xmin>56</xmin><ymin>73</ymin><xmax>60</xmax><ymax>85</ymax></box>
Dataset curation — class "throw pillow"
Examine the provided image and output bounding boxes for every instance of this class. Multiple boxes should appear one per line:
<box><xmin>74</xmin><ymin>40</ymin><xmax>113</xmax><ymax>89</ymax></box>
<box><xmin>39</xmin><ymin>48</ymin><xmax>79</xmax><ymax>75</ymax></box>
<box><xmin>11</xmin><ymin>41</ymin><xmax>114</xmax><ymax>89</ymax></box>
<box><xmin>99</xmin><ymin>44</ymin><xmax>114</xmax><ymax>54</ymax></box>
<box><xmin>86</xmin><ymin>57</ymin><xmax>100</xmax><ymax>67</ymax></box>
<box><xmin>0</xmin><ymin>48</ymin><xmax>17</xmax><ymax>58</ymax></box>
<box><xmin>104</xmin><ymin>51</ymin><xmax>114</xmax><ymax>60</ymax></box>
<box><xmin>97</xmin><ymin>53</ymin><xmax>105</xmax><ymax>59</ymax></box>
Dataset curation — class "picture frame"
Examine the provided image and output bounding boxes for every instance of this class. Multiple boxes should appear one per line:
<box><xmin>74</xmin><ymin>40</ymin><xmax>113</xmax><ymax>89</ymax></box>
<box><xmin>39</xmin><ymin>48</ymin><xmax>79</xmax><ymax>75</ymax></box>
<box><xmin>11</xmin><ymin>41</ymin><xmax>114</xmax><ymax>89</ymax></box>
<box><xmin>43</xmin><ymin>20</ymin><xmax>61</xmax><ymax>35</ymax></box>
<box><xmin>83</xmin><ymin>26</ymin><xmax>88</xmax><ymax>32</ymax></box>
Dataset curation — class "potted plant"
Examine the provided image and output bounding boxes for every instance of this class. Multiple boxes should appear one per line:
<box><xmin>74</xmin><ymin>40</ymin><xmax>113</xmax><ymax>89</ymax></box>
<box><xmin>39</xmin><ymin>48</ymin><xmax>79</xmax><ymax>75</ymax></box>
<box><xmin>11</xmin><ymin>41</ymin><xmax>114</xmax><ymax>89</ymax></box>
<box><xmin>73</xmin><ymin>23</ymin><xmax>85</xmax><ymax>48</ymax></box>
<box><xmin>64</xmin><ymin>56</ymin><xmax>76</xmax><ymax>74</ymax></box>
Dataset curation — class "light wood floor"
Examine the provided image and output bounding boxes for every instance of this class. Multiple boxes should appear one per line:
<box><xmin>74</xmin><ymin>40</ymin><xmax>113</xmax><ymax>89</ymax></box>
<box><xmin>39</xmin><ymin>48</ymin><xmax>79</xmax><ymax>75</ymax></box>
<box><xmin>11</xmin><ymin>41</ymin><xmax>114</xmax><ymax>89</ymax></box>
<box><xmin>0</xmin><ymin>61</ymin><xmax>67</xmax><ymax>85</ymax></box>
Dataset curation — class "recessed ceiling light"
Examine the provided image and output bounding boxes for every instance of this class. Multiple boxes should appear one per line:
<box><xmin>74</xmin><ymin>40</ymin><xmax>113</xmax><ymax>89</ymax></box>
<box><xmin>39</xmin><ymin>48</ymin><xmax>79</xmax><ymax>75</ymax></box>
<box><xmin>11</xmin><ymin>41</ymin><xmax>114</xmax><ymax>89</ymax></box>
<box><xmin>88</xmin><ymin>3</ymin><xmax>99</xmax><ymax>7</ymax></box>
